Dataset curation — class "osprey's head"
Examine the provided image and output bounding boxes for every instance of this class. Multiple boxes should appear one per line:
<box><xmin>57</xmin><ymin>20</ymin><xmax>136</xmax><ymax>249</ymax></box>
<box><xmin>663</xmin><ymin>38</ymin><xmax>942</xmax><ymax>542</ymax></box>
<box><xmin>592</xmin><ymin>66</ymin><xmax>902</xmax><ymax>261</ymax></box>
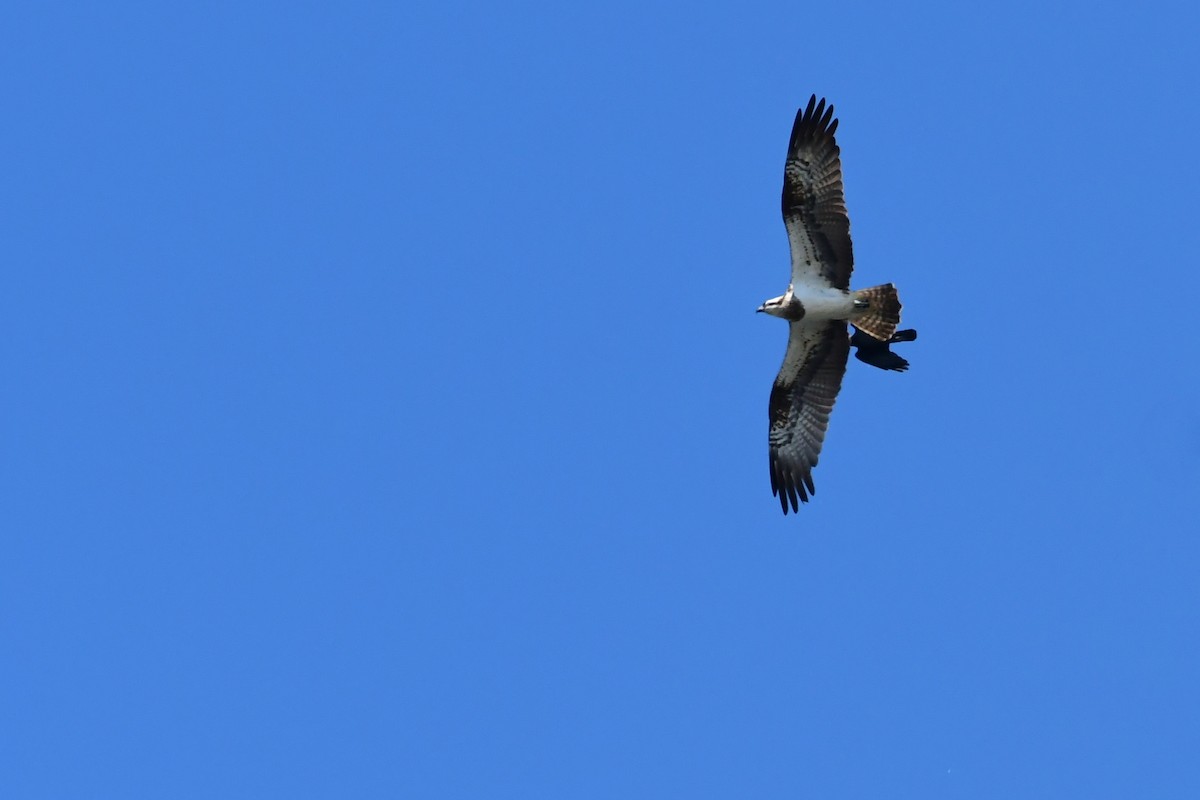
<box><xmin>757</xmin><ymin>284</ymin><xmax>801</xmax><ymax>320</ymax></box>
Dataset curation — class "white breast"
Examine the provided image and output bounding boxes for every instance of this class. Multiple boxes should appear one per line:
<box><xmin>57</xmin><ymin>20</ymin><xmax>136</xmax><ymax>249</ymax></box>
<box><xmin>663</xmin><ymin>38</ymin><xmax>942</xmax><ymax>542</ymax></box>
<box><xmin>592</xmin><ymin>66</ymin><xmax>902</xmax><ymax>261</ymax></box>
<box><xmin>794</xmin><ymin>285</ymin><xmax>855</xmax><ymax>321</ymax></box>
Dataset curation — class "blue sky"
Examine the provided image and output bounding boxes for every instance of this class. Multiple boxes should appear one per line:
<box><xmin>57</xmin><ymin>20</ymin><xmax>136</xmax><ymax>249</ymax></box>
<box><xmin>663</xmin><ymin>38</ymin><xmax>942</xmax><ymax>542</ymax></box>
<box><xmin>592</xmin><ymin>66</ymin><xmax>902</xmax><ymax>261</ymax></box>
<box><xmin>4</xmin><ymin>1</ymin><xmax>1199</xmax><ymax>797</ymax></box>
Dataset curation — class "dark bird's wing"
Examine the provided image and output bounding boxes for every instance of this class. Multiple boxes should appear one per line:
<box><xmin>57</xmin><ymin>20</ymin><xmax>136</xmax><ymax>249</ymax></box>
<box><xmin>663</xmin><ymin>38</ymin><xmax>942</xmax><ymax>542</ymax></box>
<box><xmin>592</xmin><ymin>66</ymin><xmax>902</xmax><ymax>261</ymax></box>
<box><xmin>769</xmin><ymin>319</ymin><xmax>851</xmax><ymax>513</ymax></box>
<box><xmin>783</xmin><ymin>95</ymin><xmax>854</xmax><ymax>291</ymax></box>
<box><xmin>851</xmin><ymin>327</ymin><xmax>918</xmax><ymax>372</ymax></box>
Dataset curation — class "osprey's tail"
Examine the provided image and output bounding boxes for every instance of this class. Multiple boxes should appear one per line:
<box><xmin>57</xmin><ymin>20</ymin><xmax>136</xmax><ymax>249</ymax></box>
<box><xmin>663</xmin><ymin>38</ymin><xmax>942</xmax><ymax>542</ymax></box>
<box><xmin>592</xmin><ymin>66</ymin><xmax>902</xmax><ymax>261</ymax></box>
<box><xmin>851</xmin><ymin>283</ymin><xmax>902</xmax><ymax>342</ymax></box>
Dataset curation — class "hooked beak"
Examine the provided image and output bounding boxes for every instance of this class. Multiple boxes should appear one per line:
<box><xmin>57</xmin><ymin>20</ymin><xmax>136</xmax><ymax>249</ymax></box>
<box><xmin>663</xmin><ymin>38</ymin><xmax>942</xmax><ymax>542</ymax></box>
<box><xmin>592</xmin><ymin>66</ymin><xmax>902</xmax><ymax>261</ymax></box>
<box><xmin>756</xmin><ymin>304</ymin><xmax>765</xmax><ymax>313</ymax></box>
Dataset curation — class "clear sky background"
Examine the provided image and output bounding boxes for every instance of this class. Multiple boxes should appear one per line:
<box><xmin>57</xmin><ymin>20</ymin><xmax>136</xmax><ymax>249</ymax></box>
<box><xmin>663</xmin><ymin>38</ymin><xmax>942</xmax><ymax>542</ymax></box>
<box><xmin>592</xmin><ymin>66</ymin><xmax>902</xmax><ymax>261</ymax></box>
<box><xmin>4</xmin><ymin>1</ymin><xmax>1199</xmax><ymax>797</ymax></box>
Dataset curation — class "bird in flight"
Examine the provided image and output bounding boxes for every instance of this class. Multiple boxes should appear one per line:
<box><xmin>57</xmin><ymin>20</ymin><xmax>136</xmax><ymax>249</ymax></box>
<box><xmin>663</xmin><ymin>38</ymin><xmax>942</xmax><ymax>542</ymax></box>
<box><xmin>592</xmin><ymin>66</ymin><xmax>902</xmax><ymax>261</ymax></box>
<box><xmin>851</xmin><ymin>326</ymin><xmax>918</xmax><ymax>372</ymax></box>
<box><xmin>758</xmin><ymin>95</ymin><xmax>907</xmax><ymax>514</ymax></box>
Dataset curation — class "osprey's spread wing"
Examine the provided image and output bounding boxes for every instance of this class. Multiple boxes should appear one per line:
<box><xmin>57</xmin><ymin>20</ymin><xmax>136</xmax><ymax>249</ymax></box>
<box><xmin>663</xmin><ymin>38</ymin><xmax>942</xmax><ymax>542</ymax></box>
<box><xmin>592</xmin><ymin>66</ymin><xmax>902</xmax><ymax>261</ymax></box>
<box><xmin>769</xmin><ymin>319</ymin><xmax>851</xmax><ymax>513</ymax></box>
<box><xmin>782</xmin><ymin>95</ymin><xmax>854</xmax><ymax>291</ymax></box>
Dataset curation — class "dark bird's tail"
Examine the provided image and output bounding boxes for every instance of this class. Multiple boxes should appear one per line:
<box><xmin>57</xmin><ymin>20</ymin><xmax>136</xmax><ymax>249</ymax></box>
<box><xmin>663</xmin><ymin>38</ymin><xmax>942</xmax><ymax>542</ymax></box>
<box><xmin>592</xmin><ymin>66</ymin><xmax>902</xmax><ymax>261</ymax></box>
<box><xmin>851</xmin><ymin>283</ymin><xmax>901</xmax><ymax>342</ymax></box>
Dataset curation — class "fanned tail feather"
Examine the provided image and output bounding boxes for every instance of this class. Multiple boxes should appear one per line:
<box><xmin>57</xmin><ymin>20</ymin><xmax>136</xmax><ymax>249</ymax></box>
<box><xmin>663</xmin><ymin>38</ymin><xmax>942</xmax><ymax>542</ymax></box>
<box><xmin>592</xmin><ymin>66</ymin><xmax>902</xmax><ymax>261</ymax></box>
<box><xmin>851</xmin><ymin>283</ymin><xmax>902</xmax><ymax>342</ymax></box>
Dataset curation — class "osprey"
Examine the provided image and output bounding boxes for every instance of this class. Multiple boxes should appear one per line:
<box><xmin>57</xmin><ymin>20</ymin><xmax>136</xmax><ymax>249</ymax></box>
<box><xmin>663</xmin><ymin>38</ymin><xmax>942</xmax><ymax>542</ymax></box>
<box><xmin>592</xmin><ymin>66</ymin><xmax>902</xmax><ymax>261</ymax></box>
<box><xmin>758</xmin><ymin>95</ymin><xmax>904</xmax><ymax>514</ymax></box>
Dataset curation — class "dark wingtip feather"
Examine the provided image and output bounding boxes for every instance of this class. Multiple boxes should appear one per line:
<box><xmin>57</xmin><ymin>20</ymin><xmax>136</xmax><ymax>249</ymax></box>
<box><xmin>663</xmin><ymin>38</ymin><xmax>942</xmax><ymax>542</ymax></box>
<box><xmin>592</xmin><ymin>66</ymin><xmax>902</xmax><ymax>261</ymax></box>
<box><xmin>819</xmin><ymin>101</ymin><xmax>835</xmax><ymax>131</ymax></box>
<box><xmin>787</xmin><ymin>95</ymin><xmax>839</xmax><ymax>155</ymax></box>
<box><xmin>772</xmin><ymin>466</ymin><xmax>814</xmax><ymax>515</ymax></box>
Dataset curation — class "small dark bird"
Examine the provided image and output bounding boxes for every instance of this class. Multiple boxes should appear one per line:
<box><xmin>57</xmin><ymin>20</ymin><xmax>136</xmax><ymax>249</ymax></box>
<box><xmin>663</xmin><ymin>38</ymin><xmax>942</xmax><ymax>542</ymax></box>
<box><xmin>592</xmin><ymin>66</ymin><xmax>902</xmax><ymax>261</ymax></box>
<box><xmin>851</xmin><ymin>327</ymin><xmax>918</xmax><ymax>372</ymax></box>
